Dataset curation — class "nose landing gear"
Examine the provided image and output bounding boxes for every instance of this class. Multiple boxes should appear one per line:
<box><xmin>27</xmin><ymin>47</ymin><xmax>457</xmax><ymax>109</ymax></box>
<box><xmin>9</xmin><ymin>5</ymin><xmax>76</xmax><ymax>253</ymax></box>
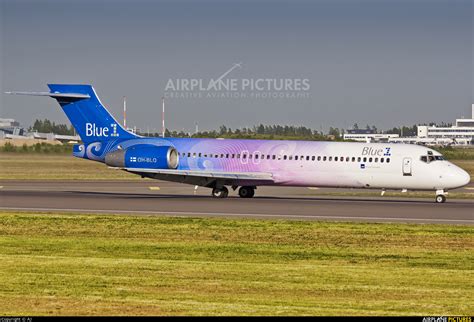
<box><xmin>435</xmin><ymin>189</ymin><xmax>447</xmax><ymax>203</ymax></box>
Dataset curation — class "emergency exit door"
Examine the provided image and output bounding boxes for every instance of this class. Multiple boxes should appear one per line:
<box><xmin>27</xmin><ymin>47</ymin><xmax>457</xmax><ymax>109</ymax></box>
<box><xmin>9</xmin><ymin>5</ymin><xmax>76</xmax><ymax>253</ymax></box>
<box><xmin>402</xmin><ymin>157</ymin><xmax>412</xmax><ymax>176</ymax></box>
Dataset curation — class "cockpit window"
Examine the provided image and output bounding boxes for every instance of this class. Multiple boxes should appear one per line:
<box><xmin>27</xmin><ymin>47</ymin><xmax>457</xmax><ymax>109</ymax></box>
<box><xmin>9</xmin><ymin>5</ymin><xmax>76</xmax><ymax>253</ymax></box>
<box><xmin>420</xmin><ymin>154</ymin><xmax>444</xmax><ymax>163</ymax></box>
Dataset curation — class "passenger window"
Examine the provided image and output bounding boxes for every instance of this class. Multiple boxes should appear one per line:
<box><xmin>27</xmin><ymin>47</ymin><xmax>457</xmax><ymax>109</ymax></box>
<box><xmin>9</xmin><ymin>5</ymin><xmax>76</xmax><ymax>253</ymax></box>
<box><xmin>284</xmin><ymin>155</ymin><xmax>287</xmax><ymax>160</ymax></box>
<box><xmin>267</xmin><ymin>155</ymin><xmax>271</xmax><ymax>160</ymax></box>
<box><xmin>341</xmin><ymin>157</ymin><xmax>344</xmax><ymax>162</ymax></box>
<box><xmin>272</xmin><ymin>155</ymin><xmax>276</xmax><ymax>160</ymax></box>
<box><xmin>329</xmin><ymin>157</ymin><xmax>332</xmax><ymax>161</ymax></box>
<box><xmin>369</xmin><ymin>157</ymin><xmax>372</xmax><ymax>162</ymax></box>
<box><xmin>363</xmin><ymin>157</ymin><xmax>367</xmax><ymax>162</ymax></box>
<box><xmin>335</xmin><ymin>157</ymin><xmax>338</xmax><ymax>161</ymax></box>
<box><xmin>295</xmin><ymin>156</ymin><xmax>298</xmax><ymax>160</ymax></box>
<box><xmin>358</xmin><ymin>157</ymin><xmax>361</xmax><ymax>162</ymax></box>
<box><xmin>346</xmin><ymin>157</ymin><xmax>350</xmax><ymax>162</ymax></box>
<box><xmin>352</xmin><ymin>157</ymin><xmax>355</xmax><ymax>162</ymax></box>
<box><xmin>243</xmin><ymin>154</ymin><xmax>247</xmax><ymax>159</ymax></box>
<box><xmin>380</xmin><ymin>158</ymin><xmax>384</xmax><ymax>163</ymax></box>
<box><xmin>255</xmin><ymin>154</ymin><xmax>259</xmax><ymax>159</ymax></box>
<box><xmin>318</xmin><ymin>156</ymin><xmax>321</xmax><ymax>161</ymax></box>
<box><xmin>311</xmin><ymin>156</ymin><xmax>315</xmax><ymax>161</ymax></box>
<box><xmin>386</xmin><ymin>158</ymin><xmax>390</xmax><ymax>163</ymax></box>
<box><xmin>289</xmin><ymin>156</ymin><xmax>293</xmax><ymax>160</ymax></box>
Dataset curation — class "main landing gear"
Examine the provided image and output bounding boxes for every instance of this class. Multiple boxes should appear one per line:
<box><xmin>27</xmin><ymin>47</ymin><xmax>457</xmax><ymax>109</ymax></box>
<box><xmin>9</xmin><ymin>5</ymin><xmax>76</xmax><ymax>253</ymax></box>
<box><xmin>212</xmin><ymin>186</ymin><xmax>228</xmax><ymax>198</ymax></box>
<box><xmin>435</xmin><ymin>189</ymin><xmax>447</xmax><ymax>203</ymax></box>
<box><xmin>238</xmin><ymin>186</ymin><xmax>255</xmax><ymax>198</ymax></box>
<box><xmin>211</xmin><ymin>186</ymin><xmax>256</xmax><ymax>198</ymax></box>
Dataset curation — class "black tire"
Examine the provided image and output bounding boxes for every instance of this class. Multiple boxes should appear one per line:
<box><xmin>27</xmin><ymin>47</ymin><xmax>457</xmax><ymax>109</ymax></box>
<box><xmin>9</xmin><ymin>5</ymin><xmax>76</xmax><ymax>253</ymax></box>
<box><xmin>435</xmin><ymin>195</ymin><xmax>446</xmax><ymax>203</ymax></box>
<box><xmin>238</xmin><ymin>186</ymin><xmax>255</xmax><ymax>198</ymax></box>
<box><xmin>212</xmin><ymin>187</ymin><xmax>228</xmax><ymax>198</ymax></box>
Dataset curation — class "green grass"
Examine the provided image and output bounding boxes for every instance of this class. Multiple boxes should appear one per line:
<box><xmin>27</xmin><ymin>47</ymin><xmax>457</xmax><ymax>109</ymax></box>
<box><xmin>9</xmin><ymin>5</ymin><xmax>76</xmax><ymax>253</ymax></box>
<box><xmin>0</xmin><ymin>153</ymin><xmax>138</xmax><ymax>180</ymax></box>
<box><xmin>0</xmin><ymin>212</ymin><xmax>472</xmax><ymax>316</ymax></box>
<box><xmin>435</xmin><ymin>147</ymin><xmax>474</xmax><ymax>160</ymax></box>
<box><xmin>0</xmin><ymin>142</ymin><xmax>74</xmax><ymax>154</ymax></box>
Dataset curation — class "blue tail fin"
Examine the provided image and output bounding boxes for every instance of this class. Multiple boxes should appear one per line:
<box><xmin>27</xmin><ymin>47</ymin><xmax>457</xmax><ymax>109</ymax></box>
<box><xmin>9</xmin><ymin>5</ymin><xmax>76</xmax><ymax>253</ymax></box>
<box><xmin>47</xmin><ymin>84</ymin><xmax>137</xmax><ymax>144</ymax></box>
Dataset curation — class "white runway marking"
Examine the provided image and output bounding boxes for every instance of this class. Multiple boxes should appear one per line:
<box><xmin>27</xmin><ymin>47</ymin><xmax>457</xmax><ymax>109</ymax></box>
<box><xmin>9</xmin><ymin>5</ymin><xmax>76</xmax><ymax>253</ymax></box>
<box><xmin>148</xmin><ymin>187</ymin><xmax>161</xmax><ymax>191</ymax></box>
<box><xmin>0</xmin><ymin>206</ymin><xmax>472</xmax><ymax>224</ymax></box>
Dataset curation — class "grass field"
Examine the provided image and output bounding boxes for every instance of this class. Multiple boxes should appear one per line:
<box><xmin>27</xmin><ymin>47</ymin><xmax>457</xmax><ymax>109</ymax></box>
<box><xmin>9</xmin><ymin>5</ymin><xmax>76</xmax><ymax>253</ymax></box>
<box><xmin>0</xmin><ymin>154</ymin><xmax>139</xmax><ymax>180</ymax></box>
<box><xmin>0</xmin><ymin>211</ymin><xmax>472</xmax><ymax>316</ymax></box>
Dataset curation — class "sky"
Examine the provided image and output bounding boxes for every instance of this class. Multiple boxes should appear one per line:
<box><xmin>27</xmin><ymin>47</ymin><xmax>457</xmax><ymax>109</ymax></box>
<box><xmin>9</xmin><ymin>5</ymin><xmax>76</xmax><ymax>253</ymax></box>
<box><xmin>1</xmin><ymin>0</ymin><xmax>472</xmax><ymax>133</ymax></box>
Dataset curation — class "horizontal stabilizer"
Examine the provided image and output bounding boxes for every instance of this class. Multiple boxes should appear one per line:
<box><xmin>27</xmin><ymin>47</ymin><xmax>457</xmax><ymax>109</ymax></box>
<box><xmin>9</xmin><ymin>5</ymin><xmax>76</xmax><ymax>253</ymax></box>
<box><xmin>6</xmin><ymin>84</ymin><xmax>138</xmax><ymax>143</ymax></box>
<box><xmin>5</xmin><ymin>91</ymin><xmax>90</xmax><ymax>99</ymax></box>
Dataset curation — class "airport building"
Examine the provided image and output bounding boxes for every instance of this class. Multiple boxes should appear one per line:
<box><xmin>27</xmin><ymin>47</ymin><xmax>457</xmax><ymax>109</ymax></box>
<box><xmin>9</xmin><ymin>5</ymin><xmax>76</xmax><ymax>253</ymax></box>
<box><xmin>345</xmin><ymin>104</ymin><xmax>474</xmax><ymax>146</ymax></box>
<box><xmin>0</xmin><ymin>117</ymin><xmax>80</xmax><ymax>143</ymax></box>
<box><xmin>343</xmin><ymin>129</ymin><xmax>399</xmax><ymax>143</ymax></box>
<box><xmin>389</xmin><ymin>104</ymin><xmax>474</xmax><ymax>146</ymax></box>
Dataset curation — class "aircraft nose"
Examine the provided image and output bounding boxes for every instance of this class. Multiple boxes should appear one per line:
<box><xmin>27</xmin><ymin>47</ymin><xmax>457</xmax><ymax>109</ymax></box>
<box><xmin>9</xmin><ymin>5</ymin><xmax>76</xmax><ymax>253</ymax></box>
<box><xmin>441</xmin><ymin>164</ymin><xmax>471</xmax><ymax>189</ymax></box>
<box><xmin>449</xmin><ymin>167</ymin><xmax>471</xmax><ymax>188</ymax></box>
<box><xmin>459</xmin><ymin>168</ymin><xmax>471</xmax><ymax>187</ymax></box>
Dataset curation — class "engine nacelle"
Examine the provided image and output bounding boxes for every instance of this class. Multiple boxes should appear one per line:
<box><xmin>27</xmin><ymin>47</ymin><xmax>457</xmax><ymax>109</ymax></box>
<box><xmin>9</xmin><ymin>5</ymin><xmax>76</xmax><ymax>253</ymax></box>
<box><xmin>105</xmin><ymin>145</ymin><xmax>179</xmax><ymax>169</ymax></box>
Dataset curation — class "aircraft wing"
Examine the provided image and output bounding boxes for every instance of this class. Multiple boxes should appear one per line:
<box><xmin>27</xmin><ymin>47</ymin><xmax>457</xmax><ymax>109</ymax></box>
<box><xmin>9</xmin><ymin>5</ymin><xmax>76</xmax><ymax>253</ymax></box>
<box><xmin>118</xmin><ymin>167</ymin><xmax>275</xmax><ymax>186</ymax></box>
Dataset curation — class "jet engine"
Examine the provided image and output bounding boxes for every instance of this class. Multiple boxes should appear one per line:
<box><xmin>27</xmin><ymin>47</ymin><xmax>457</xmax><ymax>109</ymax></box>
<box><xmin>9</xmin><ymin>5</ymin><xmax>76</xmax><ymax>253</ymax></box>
<box><xmin>105</xmin><ymin>145</ymin><xmax>179</xmax><ymax>169</ymax></box>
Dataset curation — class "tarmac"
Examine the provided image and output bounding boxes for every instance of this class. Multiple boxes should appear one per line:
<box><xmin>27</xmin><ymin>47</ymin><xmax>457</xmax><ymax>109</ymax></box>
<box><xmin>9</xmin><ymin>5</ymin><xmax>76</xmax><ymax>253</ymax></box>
<box><xmin>0</xmin><ymin>180</ymin><xmax>473</xmax><ymax>224</ymax></box>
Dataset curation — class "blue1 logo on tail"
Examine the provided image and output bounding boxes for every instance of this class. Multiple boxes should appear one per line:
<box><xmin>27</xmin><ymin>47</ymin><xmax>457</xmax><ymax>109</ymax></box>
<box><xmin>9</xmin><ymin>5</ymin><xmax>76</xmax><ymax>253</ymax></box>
<box><xmin>85</xmin><ymin>123</ymin><xmax>119</xmax><ymax>137</ymax></box>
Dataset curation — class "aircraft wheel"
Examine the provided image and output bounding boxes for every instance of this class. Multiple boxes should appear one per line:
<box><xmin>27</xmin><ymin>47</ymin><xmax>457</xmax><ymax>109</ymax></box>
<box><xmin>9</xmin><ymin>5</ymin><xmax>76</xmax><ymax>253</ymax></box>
<box><xmin>212</xmin><ymin>187</ymin><xmax>228</xmax><ymax>198</ymax></box>
<box><xmin>238</xmin><ymin>186</ymin><xmax>255</xmax><ymax>198</ymax></box>
<box><xmin>435</xmin><ymin>195</ymin><xmax>446</xmax><ymax>203</ymax></box>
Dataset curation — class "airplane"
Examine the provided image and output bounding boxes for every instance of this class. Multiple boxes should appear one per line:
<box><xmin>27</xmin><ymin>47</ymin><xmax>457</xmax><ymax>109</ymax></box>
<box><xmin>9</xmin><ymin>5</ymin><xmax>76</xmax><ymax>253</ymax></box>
<box><xmin>6</xmin><ymin>84</ymin><xmax>471</xmax><ymax>203</ymax></box>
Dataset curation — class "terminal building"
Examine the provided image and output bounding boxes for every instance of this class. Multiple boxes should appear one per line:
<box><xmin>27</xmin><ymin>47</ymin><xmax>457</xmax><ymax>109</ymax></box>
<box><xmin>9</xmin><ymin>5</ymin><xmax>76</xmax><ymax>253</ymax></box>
<box><xmin>0</xmin><ymin>117</ymin><xmax>80</xmax><ymax>143</ymax></box>
<box><xmin>343</xmin><ymin>129</ymin><xmax>399</xmax><ymax>143</ymax></box>
<box><xmin>345</xmin><ymin>104</ymin><xmax>474</xmax><ymax>146</ymax></box>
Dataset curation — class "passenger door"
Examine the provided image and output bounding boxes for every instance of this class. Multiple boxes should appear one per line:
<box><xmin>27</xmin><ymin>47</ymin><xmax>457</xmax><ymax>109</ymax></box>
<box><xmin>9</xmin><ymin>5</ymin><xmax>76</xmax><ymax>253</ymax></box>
<box><xmin>402</xmin><ymin>157</ymin><xmax>412</xmax><ymax>176</ymax></box>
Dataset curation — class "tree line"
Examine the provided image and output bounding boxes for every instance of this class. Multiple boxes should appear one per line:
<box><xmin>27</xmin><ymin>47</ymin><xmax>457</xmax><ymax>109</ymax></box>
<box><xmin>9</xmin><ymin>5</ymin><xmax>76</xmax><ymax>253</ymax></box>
<box><xmin>31</xmin><ymin>119</ymin><xmax>75</xmax><ymax>135</ymax></box>
<box><xmin>28</xmin><ymin>119</ymin><xmax>451</xmax><ymax>141</ymax></box>
<box><xmin>141</xmin><ymin>125</ymin><xmax>332</xmax><ymax>141</ymax></box>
